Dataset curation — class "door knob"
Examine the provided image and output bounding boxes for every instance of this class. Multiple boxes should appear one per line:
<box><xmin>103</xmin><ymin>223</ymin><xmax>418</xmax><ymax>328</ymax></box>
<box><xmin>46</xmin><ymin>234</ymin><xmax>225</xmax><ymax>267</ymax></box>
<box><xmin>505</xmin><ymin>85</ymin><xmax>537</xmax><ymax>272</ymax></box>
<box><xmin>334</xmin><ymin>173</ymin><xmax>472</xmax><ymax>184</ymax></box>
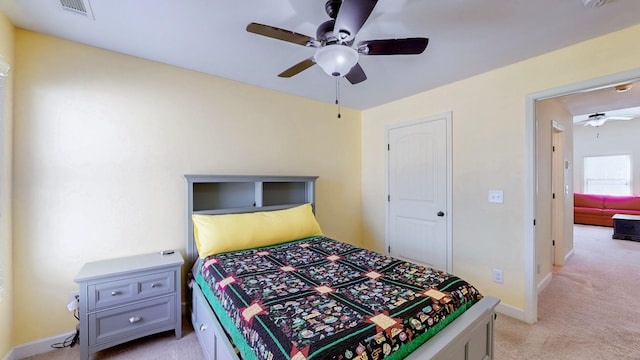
<box><xmin>437</xmin><ymin>211</ymin><xmax>445</xmax><ymax>217</ymax></box>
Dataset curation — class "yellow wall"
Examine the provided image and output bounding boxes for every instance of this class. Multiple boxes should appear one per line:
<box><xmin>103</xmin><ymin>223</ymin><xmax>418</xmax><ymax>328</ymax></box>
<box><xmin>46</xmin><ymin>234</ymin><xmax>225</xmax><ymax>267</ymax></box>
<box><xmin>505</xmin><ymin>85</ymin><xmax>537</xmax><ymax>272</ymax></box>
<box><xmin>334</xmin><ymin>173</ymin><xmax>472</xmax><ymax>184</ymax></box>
<box><xmin>0</xmin><ymin>12</ymin><xmax>14</xmax><ymax>358</ymax></box>
<box><xmin>11</xmin><ymin>29</ymin><xmax>362</xmax><ymax>344</ymax></box>
<box><xmin>361</xmin><ymin>24</ymin><xmax>640</xmax><ymax>311</ymax></box>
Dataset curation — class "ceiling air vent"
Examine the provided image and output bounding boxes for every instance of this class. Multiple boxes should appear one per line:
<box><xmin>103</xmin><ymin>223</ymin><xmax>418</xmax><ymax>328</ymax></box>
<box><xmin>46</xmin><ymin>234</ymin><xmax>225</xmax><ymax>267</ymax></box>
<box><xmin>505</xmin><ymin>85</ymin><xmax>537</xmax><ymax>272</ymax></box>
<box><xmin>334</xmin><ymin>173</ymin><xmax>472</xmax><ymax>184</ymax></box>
<box><xmin>582</xmin><ymin>0</ymin><xmax>606</xmax><ymax>8</ymax></box>
<box><xmin>60</xmin><ymin>0</ymin><xmax>95</xmax><ymax>19</ymax></box>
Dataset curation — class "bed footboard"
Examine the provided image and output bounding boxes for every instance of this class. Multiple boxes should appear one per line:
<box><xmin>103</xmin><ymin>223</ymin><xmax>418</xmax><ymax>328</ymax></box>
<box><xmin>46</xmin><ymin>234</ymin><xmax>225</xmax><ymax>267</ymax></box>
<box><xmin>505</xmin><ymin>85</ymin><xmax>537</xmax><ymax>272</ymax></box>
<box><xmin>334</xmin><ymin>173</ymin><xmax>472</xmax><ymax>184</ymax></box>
<box><xmin>406</xmin><ymin>296</ymin><xmax>500</xmax><ymax>360</ymax></box>
<box><xmin>191</xmin><ymin>281</ymin><xmax>498</xmax><ymax>360</ymax></box>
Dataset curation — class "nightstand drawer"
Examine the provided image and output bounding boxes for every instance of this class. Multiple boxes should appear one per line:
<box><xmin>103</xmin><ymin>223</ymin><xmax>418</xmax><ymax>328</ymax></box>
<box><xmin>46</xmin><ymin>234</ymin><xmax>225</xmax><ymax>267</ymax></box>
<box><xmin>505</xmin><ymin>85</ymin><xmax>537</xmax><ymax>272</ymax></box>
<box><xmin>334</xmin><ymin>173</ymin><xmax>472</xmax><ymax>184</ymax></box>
<box><xmin>89</xmin><ymin>295</ymin><xmax>176</xmax><ymax>346</ymax></box>
<box><xmin>88</xmin><ymin>271</ymin><xmax>174</xmax><ymax>311</ymax></box>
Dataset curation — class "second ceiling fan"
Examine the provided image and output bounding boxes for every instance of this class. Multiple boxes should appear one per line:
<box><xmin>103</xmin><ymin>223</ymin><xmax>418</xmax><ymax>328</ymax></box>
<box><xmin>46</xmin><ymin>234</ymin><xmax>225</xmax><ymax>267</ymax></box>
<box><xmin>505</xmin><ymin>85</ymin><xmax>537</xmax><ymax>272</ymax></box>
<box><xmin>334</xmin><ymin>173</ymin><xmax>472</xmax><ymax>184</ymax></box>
<box><xmin>246</xmin><ymin>0</ymin><xmax>429</xmax><ymax>84</ymax></box>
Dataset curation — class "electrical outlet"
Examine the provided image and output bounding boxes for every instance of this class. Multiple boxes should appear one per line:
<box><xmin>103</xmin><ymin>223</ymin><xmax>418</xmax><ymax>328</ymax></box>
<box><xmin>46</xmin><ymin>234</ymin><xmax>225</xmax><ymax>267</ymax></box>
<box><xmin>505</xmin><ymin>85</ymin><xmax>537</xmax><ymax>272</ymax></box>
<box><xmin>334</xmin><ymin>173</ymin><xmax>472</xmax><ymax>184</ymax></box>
<box><xmin>67</xmin><ymin>291</ymin><xmax>80</xmax><ymax>312</ymax></box>
<box><xmin>492</xmin><ymin>268</ymin><xmax>504</xmax><ymax>284</ymax></box>
<box><xmin>488</xmin><ymin>190</ymin><xmax>504</xmax><ymax>204</ymax></box>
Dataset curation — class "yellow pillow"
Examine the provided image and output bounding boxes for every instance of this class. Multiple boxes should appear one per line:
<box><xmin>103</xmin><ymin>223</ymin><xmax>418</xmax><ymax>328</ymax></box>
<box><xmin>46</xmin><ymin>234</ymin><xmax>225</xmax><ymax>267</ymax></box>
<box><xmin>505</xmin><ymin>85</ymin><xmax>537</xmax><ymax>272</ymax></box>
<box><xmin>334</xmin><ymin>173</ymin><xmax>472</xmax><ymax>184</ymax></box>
<box><xmin>192</xmin><ymin>203</ymin><xmax>323</xmax><ymax>258</ymax></box>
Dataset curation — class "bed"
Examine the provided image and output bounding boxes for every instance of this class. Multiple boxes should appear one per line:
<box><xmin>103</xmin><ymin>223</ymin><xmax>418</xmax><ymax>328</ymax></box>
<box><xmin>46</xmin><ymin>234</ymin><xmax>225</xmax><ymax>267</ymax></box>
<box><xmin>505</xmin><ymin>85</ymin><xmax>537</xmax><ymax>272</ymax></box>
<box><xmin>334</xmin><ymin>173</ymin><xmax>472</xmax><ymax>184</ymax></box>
<box><xmin>185</xmin><ymin>175</ymin><xmax>499</xmax><ymax>360</ymax></box>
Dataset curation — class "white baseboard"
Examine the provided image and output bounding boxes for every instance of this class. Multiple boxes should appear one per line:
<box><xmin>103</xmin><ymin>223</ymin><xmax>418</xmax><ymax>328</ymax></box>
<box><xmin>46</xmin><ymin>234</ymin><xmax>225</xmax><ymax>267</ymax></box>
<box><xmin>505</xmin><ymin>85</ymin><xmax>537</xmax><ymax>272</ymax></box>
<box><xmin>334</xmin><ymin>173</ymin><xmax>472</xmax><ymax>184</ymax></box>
<box><xmin>537</xmin><ymin>272</ymin><xmax>553</xmax><ymax>294</ymax></box>
<box><xmin>4</xmin><ymin>331</ymin><xmax>75</xmax><ymax>360</ymax></box>
<box><xmin>2</xmin><ymin>348</ymin><xmax>14</xmax><ymax>360</ymax></box>
<box><xmin>495</xmin><ymin>302</ymin><xmax>528</xmax><ymax>323</ymax></box>
<box><xmin>565</xmin><ymin>248</ymin><xmax>575</xmax><ymax>264</ymax></box>
<box><xmin>494</xmin><ymin>274</ymin><xmax>551</xmax><ymax>325</ymax></box>
<box><xmin>3</xmin><ymin>302</ymin><xmax>190</xmax><ymax>360</ymax></box>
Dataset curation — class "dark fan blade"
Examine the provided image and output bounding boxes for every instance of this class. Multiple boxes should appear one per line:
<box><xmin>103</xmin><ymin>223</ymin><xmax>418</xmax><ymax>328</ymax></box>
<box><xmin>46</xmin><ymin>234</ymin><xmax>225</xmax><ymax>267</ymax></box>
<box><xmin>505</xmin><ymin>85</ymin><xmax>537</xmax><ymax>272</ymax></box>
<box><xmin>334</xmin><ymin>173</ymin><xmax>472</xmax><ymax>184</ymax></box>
<box><xmin>345</xmin><ymin>63</ymin><xmax>367</xmax><ymax>84</ymax></box>
<box><xmin>278</xmin><ymin>58</ymin><xmax>316</xmax><ymax>78</ymax></box>
<box><xmin>358</xmin><ymin>38</ymin><xmax>429</xmax><ymax>55</ymax></box>
<box><xmin>333</xmin><ymin>0</ymin><xmax>378</xmax><ymax>43</ymax></box>
<box><xmin>247</xmin><ymin>22</ymin><xmax>314</xmax><ymax>46</ymax></box>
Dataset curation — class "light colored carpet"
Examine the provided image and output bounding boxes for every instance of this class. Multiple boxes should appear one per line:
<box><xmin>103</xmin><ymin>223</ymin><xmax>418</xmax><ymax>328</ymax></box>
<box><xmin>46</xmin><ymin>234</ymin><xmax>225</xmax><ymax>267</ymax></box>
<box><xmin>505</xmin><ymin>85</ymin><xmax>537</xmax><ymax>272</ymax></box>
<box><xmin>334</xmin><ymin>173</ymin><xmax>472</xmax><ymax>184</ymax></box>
<box><xmin>494</xmin><ymin>224</ymin><xmax>640</xmax><ymax>360</ymax></box>
<box><xmin>25</xmin><ymin>224</ymin><xmax>640</xmax><ymax>359</ymax></box>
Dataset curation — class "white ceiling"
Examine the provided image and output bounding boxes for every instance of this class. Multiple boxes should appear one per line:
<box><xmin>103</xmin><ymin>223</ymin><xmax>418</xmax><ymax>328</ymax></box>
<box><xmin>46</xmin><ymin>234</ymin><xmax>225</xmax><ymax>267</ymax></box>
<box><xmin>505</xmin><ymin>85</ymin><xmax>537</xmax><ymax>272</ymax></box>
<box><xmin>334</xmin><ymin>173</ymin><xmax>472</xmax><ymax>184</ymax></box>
<box><xmin>1</xmin><ymin>0</ymin><xmax>640</xmax><ymax>110</ymax></box>
<box><xmin>559</xmin><ymin>79</ymin><xmax>640</xmax><ymax>114</ymax></box>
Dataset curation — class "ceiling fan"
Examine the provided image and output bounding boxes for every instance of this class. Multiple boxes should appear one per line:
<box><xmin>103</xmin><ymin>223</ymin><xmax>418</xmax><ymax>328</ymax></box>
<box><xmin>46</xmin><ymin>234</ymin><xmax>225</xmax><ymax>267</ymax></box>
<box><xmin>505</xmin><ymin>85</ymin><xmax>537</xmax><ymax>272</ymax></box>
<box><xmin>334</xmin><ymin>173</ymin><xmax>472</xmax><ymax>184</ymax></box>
<box><xmin>246</xmin><ymin>0</ymin><xmax>429</xmax><ymax>84</ymax></box>
<box><xmin>577</xmin><ymin>112</ymin><xmax>637</xmax><ymax>127</ymax></box>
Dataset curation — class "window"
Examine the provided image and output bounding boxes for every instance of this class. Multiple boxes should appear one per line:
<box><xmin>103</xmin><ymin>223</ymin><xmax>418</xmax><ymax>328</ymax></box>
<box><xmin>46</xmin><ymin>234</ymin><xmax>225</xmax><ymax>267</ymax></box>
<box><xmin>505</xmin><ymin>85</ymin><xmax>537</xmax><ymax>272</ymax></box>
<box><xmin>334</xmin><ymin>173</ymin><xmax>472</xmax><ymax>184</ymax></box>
<box><xmin>583</xmin><ymin>155</ymin><xmax>632</xmax><ymax>195</ymax></box>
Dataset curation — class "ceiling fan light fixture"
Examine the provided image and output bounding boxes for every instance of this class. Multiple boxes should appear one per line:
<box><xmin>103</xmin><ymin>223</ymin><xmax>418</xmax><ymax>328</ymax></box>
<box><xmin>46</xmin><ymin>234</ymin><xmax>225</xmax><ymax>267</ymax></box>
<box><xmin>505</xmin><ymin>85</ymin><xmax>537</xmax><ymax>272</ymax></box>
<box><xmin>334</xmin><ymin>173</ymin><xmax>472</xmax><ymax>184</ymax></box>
<box><xmin>314</xmin><ymin>44</ymin><xmax>359</xmax><ymax>77</ymax></box>
<box><xmin>585</xmin><ymin>118</ymin><xmax>607</xmax><ymax>127</ymax></box>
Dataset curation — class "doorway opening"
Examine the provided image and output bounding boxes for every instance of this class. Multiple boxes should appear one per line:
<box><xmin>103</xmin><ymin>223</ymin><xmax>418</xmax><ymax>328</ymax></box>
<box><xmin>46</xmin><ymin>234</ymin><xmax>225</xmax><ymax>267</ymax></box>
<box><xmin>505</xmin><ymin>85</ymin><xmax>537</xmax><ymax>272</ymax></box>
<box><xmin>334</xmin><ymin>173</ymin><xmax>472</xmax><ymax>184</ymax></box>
<box><xmin>526</xmin><ymin>68</ymin><xmax>640</xmax><ymax>324</ymax></box>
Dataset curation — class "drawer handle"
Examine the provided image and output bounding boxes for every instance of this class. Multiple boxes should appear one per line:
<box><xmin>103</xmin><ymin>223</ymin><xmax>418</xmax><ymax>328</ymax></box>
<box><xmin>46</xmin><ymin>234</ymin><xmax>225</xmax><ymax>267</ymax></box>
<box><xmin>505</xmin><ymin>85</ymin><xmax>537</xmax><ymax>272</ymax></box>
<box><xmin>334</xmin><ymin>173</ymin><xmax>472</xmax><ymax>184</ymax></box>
<box><xmin>111</xmin><ymin>291</ymin><xmax>120</xmax><ymax>296</ymax></box>
<box><xmin>199</xmin><ymin>324</ymin><xmax>207</xmax><ymax>332</ymax></box>
<box><xmin>129</xmin><ymin>316</ymin><xmax>143</xmax><ymax>324</ymax></box>
<box><xmin>150</xmin><ymin>283</ymin><xmax>159</xmax><ymax>288</ymax></box>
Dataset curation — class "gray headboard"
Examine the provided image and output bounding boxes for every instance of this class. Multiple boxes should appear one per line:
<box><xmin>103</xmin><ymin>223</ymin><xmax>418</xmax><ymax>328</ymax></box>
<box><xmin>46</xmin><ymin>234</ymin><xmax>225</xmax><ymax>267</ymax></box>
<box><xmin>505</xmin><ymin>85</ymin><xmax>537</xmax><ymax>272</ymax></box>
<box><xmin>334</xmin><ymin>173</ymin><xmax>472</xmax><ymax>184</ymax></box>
<box><xmin>184</xmin><ymin>175</ymin><xmax>318</xmax><ymax>266</ymax></box>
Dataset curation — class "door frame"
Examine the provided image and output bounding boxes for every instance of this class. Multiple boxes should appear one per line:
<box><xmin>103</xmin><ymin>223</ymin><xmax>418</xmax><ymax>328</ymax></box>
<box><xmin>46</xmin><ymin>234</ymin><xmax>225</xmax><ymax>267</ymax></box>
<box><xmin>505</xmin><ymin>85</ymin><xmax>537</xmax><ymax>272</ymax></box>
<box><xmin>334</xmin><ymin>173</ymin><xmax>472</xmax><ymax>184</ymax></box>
<box><xmin>525</xmin><ymin>68</ymin><xmax>640</xmax><ymax>324</ymax></box>
<box><xmin>384</xmin><ymin>112</ymin><xmax>453</xmax><ymax>273</ymax></box>
<box><xmin>551</xmin><ymin>122</ymin><xmax>565</xmax><ymax>266</ymax></box>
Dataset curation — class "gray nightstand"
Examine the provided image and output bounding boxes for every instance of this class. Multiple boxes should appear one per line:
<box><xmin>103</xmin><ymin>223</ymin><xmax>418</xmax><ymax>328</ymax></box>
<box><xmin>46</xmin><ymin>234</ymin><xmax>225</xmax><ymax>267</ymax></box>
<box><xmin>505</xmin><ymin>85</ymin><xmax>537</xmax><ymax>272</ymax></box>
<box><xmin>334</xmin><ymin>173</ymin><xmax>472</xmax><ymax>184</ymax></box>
<box><xmin>74</xmin><ymin>251</ymin><xmax>184</xmax><ymax>360</ymax></box>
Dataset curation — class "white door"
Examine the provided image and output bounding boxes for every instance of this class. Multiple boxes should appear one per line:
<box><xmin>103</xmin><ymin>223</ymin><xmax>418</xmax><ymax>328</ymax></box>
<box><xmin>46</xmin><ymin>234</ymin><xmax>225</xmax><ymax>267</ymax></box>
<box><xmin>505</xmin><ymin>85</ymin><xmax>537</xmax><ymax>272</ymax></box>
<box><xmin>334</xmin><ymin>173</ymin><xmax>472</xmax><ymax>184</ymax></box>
<box><xmin>387</xmin><ymin>115</ymin><xmax>450</xmax><ymax>271</ymax></box>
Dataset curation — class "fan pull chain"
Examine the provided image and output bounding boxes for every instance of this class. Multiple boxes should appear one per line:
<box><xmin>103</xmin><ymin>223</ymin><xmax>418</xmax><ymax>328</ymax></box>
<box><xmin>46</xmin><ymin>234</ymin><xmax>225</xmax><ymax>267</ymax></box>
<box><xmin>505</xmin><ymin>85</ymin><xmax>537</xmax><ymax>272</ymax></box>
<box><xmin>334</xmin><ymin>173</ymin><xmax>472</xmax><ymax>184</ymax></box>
<box><xmin>335</xmin><ymin>77</ymin><xmax>342</xmax><ymax>119</ymax></box>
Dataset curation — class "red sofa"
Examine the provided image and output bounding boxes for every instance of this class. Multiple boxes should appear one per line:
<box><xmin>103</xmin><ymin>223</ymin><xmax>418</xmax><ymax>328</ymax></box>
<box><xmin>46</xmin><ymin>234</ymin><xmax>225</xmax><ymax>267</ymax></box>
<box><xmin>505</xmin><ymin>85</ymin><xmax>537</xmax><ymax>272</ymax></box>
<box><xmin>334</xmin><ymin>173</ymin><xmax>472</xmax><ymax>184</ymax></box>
<box><xmin>574</xmin><ymin>193</ymin><xmax>640</xmax><ymax>227</ymax></box>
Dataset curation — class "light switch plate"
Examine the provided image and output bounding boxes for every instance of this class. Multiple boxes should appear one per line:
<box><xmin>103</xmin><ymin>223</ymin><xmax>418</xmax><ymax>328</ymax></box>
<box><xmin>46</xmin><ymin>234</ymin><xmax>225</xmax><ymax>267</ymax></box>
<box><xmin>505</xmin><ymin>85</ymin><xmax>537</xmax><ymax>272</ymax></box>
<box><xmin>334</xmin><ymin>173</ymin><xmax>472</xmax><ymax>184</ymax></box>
<box><xmin>492</xmin><ymin>268</ymin><xmax>504</xmax><ymax>284</ymax></box>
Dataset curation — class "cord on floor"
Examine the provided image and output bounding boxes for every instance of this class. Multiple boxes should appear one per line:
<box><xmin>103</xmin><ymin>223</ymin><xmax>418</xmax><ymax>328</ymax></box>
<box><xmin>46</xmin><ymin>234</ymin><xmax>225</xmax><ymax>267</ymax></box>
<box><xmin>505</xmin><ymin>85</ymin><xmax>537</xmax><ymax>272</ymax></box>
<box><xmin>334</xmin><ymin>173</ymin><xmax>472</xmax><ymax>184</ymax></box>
<box><xmin>51</xmin><ymin>308</ymin><xmax>80</xmax><ymax>348</ymax></box>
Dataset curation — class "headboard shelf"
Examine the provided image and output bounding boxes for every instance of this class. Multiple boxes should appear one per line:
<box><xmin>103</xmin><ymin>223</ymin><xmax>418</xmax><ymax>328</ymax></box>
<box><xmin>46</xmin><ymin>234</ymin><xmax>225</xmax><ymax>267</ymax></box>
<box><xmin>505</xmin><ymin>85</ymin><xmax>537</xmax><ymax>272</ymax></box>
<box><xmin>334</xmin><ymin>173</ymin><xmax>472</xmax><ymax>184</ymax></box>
<box><xmin>192</xmin><ymin>204</ymin><xmax>309</xmax><ymax>216</ymax></box>
<box><xmin>185</xmin><ymin>175</ymin><xmax>318</xmax><ymax>264</ymax></box>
